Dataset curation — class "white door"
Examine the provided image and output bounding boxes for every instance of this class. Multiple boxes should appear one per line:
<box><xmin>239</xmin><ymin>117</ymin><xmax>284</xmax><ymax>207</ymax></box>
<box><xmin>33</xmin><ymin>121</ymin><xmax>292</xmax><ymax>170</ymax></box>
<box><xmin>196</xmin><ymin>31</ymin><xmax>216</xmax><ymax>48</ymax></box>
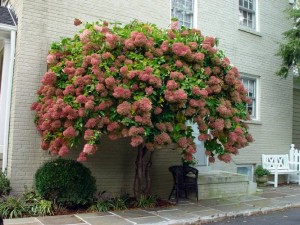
<box><xmin>187</xmin><ymin>121</ymin><xmax>208</xmax><ymax>166</ymax></box>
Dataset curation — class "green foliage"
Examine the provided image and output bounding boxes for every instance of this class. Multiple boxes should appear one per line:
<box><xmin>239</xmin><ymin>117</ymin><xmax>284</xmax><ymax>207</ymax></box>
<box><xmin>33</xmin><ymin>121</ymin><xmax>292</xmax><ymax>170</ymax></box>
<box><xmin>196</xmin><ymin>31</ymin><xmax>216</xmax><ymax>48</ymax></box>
<box><xmin>0</xmin><ymin>188</ymin><xmax>53</xmax><ymax>219</ymax></box>
<box><xmin>32</xmin><ymin>19</ymin><xmax>253</xmax><ymax>165</ymax></box>
<box><xmin>22</xmin><ymin>188</ymin><xmax>53</xmax><ymax>216</ymax></box>
<box><xmin>108</xmin><ymin>197</ymin><xmax>127</xmax><ymax>210</ymax></box>
<box><xmin>0</xmin><ymin>170</ymin><xmax>10</xmax><ymax>196</ymax></box>
<box><xmin>30</xmin><ymin>199</ymin><xmax>53</xmax><ymax>216</ymax></box>
<box><xmin>89</xmin><ymin>197</ymin><xmax>127</xmax><ymax>212</ymax></box>
<box><xmin>255</xmin><ymin>165</ymin><xmax>270</xmax><ymax>176</ymax></box>
<box><xmin>35</xmin><ymin>158</ymin><xmax>96</xmax><ymax>207</ymax></box>
<box><xmin>89</xmin><ymin>200</ymin><xmax>111</xmax><ymax>212</ymax></box>
<box><xmin>0</xmin><ymin>196</ymin><xmax>29</xmax><ymax>218</ymax></box>
<box><xmin>277</xmin><ymin>7</ymin><xmax>300</xmax><ymax>78</ymax></box>
<box><xmin>136</xmin><ymin>195</ymin><xmax>156</xmax><ymax>208</ymax></box>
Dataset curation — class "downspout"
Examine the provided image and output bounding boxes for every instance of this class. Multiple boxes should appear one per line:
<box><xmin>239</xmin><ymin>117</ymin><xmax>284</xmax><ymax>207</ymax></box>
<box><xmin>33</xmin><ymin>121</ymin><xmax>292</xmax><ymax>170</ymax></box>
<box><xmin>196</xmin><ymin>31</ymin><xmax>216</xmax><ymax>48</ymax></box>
<box><xmin>2</xmin><ymin>30</ymin><xmax>16</xmax><ymax>172</ymax></box>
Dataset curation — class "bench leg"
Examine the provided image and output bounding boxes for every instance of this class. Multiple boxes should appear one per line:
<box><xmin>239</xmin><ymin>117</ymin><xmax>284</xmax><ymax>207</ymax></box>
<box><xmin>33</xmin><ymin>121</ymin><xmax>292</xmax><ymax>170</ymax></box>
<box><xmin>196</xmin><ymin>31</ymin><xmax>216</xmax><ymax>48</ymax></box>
<box><xmin>274</xmin><ymin>173</ymin><xmax>278</xmax><ymax>188</ymax></box>
<box><xmin>287</xmin><ymin>174</ymin><xmax>290</xmax><ymax>184</ymax></box>
<box><xmin>298</xmin><ymin>172</ymin><xmax>300</xmax><ymax>185</ymax></box>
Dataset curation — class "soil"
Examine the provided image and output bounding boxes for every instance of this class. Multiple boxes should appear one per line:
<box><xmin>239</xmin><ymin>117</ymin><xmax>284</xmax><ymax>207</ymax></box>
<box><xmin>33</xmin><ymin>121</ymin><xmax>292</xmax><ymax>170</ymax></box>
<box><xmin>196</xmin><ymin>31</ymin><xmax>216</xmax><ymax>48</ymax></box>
<box><xmin>51</xmin><ymin>197</ymin><xmax>174</xmax><ymax>216</ymax></box>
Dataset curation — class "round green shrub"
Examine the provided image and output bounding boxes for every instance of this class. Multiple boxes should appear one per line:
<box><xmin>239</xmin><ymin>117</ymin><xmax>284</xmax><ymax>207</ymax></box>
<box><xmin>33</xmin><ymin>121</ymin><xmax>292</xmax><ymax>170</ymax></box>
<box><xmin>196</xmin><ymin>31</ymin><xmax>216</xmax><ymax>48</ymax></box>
<box><xmin>35</xmin><ymin>158</ymin><xmax>96</xmax><ymax>207</ymax></box>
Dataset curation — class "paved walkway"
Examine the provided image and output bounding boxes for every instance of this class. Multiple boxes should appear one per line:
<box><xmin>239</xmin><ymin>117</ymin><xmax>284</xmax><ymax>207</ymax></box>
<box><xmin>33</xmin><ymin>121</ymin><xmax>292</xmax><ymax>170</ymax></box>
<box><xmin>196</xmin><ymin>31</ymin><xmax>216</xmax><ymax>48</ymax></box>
<box><xmin>5</xmin><ymin>184</ymin><xmax>300</xmax><ymax>225</ymax></box>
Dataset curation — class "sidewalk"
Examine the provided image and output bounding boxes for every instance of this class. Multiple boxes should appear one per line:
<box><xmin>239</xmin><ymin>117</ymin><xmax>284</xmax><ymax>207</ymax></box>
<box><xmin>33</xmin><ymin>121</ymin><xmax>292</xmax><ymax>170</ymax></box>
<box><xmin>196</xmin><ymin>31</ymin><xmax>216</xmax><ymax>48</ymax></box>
<box><xmin>5</xmin><ymin>184</ymin><xmax>300</xmax><ymax>225</ymax></box>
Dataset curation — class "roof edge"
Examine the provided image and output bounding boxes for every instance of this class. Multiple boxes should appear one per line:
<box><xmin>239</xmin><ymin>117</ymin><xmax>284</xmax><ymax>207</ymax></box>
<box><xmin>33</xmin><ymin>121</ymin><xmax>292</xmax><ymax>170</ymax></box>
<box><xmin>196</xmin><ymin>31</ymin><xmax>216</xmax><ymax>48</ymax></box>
<box><xmin>0</xmin><ymin>23</ymin><xmax>17</xmax><ymax>31</ymax></box>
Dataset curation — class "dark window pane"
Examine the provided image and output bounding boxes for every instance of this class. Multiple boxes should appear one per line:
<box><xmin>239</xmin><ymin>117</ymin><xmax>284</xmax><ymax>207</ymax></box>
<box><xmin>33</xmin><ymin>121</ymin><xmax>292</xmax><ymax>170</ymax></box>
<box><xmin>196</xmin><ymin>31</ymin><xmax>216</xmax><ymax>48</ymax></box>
<box><xmin>249</xmin><ymin>1</ymin><xmax>253</xmax><ymax>10</ymax></box>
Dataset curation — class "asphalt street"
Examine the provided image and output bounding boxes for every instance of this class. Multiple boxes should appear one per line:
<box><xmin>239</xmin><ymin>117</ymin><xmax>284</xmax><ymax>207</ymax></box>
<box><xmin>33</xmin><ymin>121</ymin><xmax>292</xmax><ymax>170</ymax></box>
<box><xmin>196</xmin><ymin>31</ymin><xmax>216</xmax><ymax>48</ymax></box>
<box><xmin>207</xmin><ymin>207</ymin><xmax>300</xmax><ymax>225</ymax></box>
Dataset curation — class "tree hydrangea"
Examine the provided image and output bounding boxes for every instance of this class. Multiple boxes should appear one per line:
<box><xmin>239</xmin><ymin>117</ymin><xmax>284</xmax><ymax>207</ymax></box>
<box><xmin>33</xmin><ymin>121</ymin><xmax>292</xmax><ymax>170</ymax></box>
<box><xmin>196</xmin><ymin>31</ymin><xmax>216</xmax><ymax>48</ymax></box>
<box><xmin>31</xmin><ymin>20</ymin><xmax>253</xmax><ymax>166</ymax></box>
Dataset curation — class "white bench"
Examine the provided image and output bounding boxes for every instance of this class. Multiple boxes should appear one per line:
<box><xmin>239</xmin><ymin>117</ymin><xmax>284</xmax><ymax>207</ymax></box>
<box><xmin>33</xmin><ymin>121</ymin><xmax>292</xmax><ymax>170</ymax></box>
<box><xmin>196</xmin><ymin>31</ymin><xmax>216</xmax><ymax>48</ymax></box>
<box><xmin>289</xmin><ymin>144</ymin><xmax>300</xmax><ymax>183</ymax></box>
<box><xmin>262</xmin><ymin>153</ymin><xmax>300</xmax><ymax>187</ymax></box>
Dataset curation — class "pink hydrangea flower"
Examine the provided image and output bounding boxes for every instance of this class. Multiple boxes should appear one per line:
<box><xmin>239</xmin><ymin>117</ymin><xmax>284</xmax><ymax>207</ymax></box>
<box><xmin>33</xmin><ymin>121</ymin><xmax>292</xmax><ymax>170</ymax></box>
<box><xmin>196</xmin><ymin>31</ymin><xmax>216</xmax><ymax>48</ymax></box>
<box><xmin>116</xmin><ymin>101</ymin><xmax>131</xmax><ymax>116</ymax></box>
<box><xmin>63</xmin><ymin>126</ymin><xmax>77</xmax><ymax>138</ymax></box>
<box><xmin>47</xmin><ymin>54</ymin><xmax>57</xmax><ymax>64</ymax></box>
<box><xmin>172</xmin><ymin>43</ymin><xmax>191</xmax><ymax>57</ymax></box>
<box><xmin>77</xmin><ymin>152</ymin><xmax>87</xmax><ymax>162</ymax></box>
<box><xmin>58</xmin><ymin>145</ymin><xmax>69</xmax><ymax>157</ymax></box>
<box><xmin>170</xmin><ymin>20</ymin><xmax>179</xmax><ymax>30</ymax></box>
<box><xmin>130</xmin><ymin>136</ymin><xmax>144</xmax><ymax>147</ymax></box>
<box><xmin>83</xmin><ymin>144</ymin><xmax>96</xmax><ymax>155</ymax></box>
<box><xmin>41</xmin><ymin>72</ymin><xmax>56</xmax><ymax>85</ymax></box>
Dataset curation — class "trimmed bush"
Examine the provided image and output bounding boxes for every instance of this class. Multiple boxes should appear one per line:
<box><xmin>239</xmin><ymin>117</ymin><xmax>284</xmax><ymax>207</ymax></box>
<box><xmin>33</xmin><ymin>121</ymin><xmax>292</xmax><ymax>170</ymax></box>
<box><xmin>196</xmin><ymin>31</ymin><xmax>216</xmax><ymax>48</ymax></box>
<box><xmin>35</xmin><ymin>158</ymin><xmax>96</xmax><ymax>207</ymax></box>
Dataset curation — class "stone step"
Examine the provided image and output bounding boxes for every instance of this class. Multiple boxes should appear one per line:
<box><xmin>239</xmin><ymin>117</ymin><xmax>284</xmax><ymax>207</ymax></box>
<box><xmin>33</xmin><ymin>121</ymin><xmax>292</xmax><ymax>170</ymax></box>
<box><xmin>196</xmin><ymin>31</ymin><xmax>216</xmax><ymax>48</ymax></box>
<box><xmin>199</xmin><ymin>170</ymin><xmax>249</xmax><ymax>184</ymax></box>
<box><xmin>197</xmin><ymin>170</ymin><xmax>256</xmax><ymax>199</ymax></box>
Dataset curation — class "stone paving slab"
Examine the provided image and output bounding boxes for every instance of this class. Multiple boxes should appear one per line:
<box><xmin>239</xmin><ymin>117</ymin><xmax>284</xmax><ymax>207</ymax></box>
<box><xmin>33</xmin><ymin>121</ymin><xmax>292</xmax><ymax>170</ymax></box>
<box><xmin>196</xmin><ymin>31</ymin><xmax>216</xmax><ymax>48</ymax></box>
<box><xmin>75</xmin><ymin>212</ymin><xmax>111</xmax><ymax>219</ymax></box>
<box><xmin>276</xmin><ymin>195</ymin><xmax>300</xmax><ymax>204</ymax></box>
<box><xmin>255</xmin><ymin>191</ymin><xmax>292</xmax><ymax>198</ymax></box>
<box><xmin>37</xmin><ymin>215</ymin><xmax>85</xmax><ymax>225</ymax></box>
<box><xmin>82</xmin><ymin>215</ymin><xmax>134</xmax><ymax>225</ymax></box>
<box><xmin>241</xmin><ymin>198</ymin><xmax>283</xmax><ymax>208</ymax></box>
<box><xmin>196</xmin><ymin>198</ymin><xmax>237</xmax><ymax>207</ymax></box>
<box><xmin>175</xmin><ymin>203</ymin><xmax>211</xmax><ymax>212</ymax></box>
<box><xmin>127</xmin><ymin>215</ymin><xmax>168</xmax><ymax>224</ymax></box>
<box><xmin>4</xmin><ymin>217</ymin><xmax>42</xmax><ymax>225</ymax></box>
<box><xmin>6</xmin><ymin>223</ymin><xmax>42</xmax><ymax>225</ymax></box>
<box><xmin>275</xmin><ymin>188</ymin><xmax>300</xmax><ymax>195</ymax></box>
<box><xmin>112</xmin><ymin>209</ymin><xmax>154</xmax><ymax>218</ymax></box>
<box><xmin>212</xmin><ymin>202</ymin><xmax>258</xmax><ymax>213</ymax></box>
<box><xmin>4</xmin><ymin>185</ymin><xmax>300</xmax><ymax>225</ymax></box>
<box><xmin>225</xmin><ymin>194</ymin><xmax>265</xmax><ymax>202</ymax></box>
<box><xmin>154</xmin><ymin>209</ymin><xmax>199</xmax><ymax>220</ymax></box>
<box><xmin>190</xmin><ymin>209</ymin><xmax>223</xmax><ymax>217</ymax></box>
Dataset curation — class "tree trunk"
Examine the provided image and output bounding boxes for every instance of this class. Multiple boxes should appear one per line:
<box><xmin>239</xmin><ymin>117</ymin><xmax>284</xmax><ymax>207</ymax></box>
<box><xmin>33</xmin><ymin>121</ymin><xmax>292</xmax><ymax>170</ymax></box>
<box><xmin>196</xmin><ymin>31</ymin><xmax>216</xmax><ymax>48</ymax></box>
<box><xmin>133</xmin><ymin>145</ymin><xmax>144</xmax><ymax>198</ymax></box>
<box><xmin>133</xmin><ymin>146</ymin><xmax>153</xmax><ymax>198</ymax></box>
<box><xmin>144</xmin><ymin>151</ymin><xmax>153</xmax><ymax>196</ymax></box>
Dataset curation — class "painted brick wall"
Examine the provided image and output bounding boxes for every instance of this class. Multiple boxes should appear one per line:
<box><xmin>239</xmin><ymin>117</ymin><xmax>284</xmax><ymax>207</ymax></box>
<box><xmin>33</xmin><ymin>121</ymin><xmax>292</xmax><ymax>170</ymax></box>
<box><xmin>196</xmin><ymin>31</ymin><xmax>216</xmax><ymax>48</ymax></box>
<box><xmin>197</xmin><ymin>0</ymin><xmax>293</xmax><ymax>171</ymax></box>
<box><xmin>7</xmin><ymin>0</ymin><xmax>293</xmax><ymax>195</ymax></box>
<box><xmin>7</xmin><ymin>0</ymin><xmax>180</xmax><ymax>197</ymax></box>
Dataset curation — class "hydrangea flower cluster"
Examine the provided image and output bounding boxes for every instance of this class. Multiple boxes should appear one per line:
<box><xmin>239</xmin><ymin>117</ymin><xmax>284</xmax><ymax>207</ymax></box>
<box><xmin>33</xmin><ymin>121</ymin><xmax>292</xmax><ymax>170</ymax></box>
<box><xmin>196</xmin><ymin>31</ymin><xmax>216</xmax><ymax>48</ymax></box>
<box><xmin>31</xmin><ymin>20</ymin><xmax>253</xmax><ymax>163</ymax></box>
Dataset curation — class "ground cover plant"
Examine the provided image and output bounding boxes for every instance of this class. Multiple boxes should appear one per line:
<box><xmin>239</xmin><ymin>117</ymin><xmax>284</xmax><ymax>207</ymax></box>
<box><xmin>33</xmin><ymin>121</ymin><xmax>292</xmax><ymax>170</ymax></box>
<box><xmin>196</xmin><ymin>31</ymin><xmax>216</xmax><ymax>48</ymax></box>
<box><xmin>31</xmin><ymin>19</ymin><xmax>253</xmax><ymax>197</ymax></box>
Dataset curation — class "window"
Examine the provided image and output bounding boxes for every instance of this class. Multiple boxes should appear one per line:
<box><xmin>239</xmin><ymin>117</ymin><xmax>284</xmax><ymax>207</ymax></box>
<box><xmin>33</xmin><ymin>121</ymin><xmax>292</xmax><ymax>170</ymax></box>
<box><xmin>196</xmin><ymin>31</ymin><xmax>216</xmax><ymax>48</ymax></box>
<box><xmin>239</xmin><ymin>0</ymin><xmax>256</xmax><ymax>29</ymax></box>
<box><xmin>1</xmin><ymin>0</ymin><xmax>9</xmax><ymax>7</ymax></box>
<box><xmin>237</xmin><ymin>165</ymin><xmax>254</xmax><ymax>181</ymax></box>
<box><xmin>241</xmin><ymin>77</ymin><xmax>257</xmax><ymax>119</ymax></box>
<box><xmin>171</xmin><ymin>0</ymin><xmax>194</xmax><ymax>28</ymax></box>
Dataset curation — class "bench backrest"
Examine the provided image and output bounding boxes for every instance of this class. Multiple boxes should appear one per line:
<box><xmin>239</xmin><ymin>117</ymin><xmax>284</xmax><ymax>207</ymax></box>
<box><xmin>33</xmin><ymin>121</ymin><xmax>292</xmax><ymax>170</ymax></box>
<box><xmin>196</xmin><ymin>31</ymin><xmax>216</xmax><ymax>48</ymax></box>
<box><xmin>262</xmin><ymin>154</ymin><xmax>289</xmax><ymax>171</ymax></box>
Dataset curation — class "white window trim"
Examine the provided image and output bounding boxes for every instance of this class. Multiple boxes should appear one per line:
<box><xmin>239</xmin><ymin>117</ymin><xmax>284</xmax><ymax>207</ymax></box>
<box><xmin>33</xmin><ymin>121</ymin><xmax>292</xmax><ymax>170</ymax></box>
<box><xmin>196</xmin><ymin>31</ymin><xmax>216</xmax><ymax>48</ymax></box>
<box><xmin>241</xmin><ymin>74</ymin><xmax>261</xmax><ymax>122</ymax></box>
<box><xmin>170</xmin><ymin>0</ymin><xmax>197</xmax><ymax>29</ymax></box>
<box><xmin>239</xmin><ymin>0</ymin><xmax>260</xmax><ymax>32</ymax></box>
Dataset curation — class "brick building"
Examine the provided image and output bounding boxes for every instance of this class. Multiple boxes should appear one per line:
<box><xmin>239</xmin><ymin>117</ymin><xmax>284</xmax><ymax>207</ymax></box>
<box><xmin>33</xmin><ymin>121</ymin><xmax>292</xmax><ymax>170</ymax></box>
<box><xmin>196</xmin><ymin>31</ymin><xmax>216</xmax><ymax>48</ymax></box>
<box><xmin>0</xmin><ymin>0</ymin><xmax>296</xmax><ymax>197</ymax></box>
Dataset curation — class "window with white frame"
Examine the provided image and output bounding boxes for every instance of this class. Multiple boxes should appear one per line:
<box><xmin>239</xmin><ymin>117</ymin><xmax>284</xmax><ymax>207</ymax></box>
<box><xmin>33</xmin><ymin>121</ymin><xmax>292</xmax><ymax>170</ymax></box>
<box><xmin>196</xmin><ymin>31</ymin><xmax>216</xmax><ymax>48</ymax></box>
<box><xmin>239</xmin><ymin>0</ymin><xmax>256</xmax><ymax>29</ymax></box>
<box><xmin>171</xmin><ymin>0</ymin><xmax>194</xmax><ymax>28</ymax></box>
<box><xmin>237</xmin><ymin>165</ymin><xmax>254</xmax><ymax>181</ymax></box>
<box><xmin>241</xmin><ymin>77</ymin><xmax>257</xmax><ymax>119</ymax></box>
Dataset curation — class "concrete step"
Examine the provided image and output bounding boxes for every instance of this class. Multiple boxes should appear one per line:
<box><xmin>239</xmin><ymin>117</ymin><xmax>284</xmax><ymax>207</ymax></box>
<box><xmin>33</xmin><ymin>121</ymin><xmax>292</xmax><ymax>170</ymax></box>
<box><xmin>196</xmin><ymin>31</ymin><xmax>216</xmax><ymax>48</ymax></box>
<box><xmin>197</xmin><ymin>170</ymin><xmax>256</xmax><ymax>199</ymax></box>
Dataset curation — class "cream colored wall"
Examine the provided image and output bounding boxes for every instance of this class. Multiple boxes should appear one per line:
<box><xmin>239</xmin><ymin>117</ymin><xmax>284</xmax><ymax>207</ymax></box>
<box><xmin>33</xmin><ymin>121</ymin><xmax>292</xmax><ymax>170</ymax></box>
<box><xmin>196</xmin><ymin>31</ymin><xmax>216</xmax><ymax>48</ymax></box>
<box><xmin>7</xmin><ymin>0</ymin><xmax>181</xmax><ymax>197</ymax></box>
<box><xmin>7</xmin><ymin>0</ymin><xmax>293</xmax><ymax>195</ymax></box>
<box><xmin>197</xmin><ymin>0</ymin><xmax>293</xmax><ymax>170</ymax></box>
<box><xmin>293</xmin><ymin>88</ymin><xmax>300</xmax><ymax>148</ymax></box>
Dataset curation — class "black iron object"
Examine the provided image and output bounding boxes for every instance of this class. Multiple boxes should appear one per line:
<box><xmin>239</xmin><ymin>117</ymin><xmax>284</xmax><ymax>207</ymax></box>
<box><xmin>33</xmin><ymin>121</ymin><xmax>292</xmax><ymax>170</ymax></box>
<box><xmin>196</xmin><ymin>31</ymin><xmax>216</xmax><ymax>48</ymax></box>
<box><xmin>168</xmin><ymin>165</ymin><xmax>199</xmax><ymax>203</ymax></box>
